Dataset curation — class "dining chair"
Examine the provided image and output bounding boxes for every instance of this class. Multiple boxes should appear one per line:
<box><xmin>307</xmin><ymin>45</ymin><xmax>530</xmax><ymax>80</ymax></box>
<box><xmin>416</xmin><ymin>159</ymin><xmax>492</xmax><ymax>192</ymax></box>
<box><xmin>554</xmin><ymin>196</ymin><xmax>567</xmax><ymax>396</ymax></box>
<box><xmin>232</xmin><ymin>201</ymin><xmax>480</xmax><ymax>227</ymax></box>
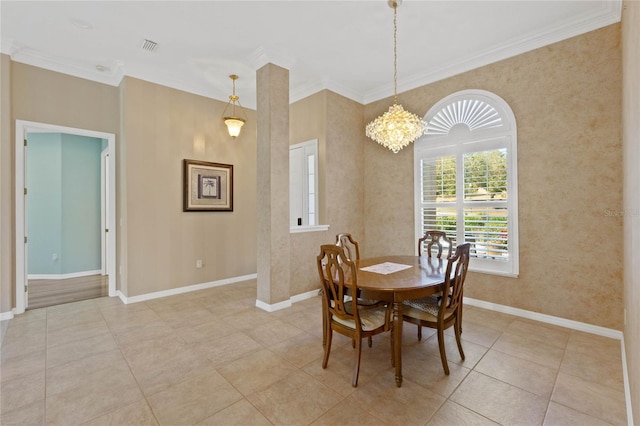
<box><xmin>418</xmin><ymin>230</ymin><xmax>453</xmax><ymax>258</ymax></box>
<box><xmin>335</xmin><ymin>233</ymin><xmax>360</xmax><ymax>262</ymax></box>
<box><xmin>317</xmin><ymin>244</ymin><xmax>393</xmax><ymax>387</ymax></box>
<box><xmin>402</xmin><ymin>243</ymin><xmax>471</xmax><ymax>375</ymax></box>
<box><xmin>335</xmin><ymin>233</ymin><xmax>380</xmax><ymax>348</ymax></box>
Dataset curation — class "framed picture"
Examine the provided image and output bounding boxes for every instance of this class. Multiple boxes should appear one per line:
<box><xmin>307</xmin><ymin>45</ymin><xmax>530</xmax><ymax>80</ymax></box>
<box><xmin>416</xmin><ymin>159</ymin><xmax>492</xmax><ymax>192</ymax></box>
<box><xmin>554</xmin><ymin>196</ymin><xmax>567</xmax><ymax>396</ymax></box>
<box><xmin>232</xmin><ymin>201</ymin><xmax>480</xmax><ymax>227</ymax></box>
<box><xmin>183</xmin><ymin>159</ymin><xmax>233</xmax><ymax>211</ymax></box>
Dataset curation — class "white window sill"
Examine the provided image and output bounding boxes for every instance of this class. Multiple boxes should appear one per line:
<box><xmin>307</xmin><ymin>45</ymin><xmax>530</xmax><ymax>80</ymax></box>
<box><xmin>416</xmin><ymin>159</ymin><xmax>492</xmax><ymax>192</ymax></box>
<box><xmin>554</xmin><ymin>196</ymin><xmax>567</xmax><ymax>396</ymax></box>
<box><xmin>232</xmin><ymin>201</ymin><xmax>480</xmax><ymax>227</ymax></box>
<box><xmin>290</xmin><ymin>224</ymin><xmax>330</xmax><ymax>234</ymax></box>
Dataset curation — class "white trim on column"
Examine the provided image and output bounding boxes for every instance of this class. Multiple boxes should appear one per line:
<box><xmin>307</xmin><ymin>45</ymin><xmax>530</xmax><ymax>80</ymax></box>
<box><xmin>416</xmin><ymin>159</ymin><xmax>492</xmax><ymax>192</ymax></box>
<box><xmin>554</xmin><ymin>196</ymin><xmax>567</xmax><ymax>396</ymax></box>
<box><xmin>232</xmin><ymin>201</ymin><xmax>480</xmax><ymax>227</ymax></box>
<box><xmin>0</xmin><ymin>311</ymin><xmax>14</xmax><ymax>321</ymax></box>
<box><xmin>255</xmin><ymin>289</ymin><xmax>319</xmax><ymax>312</ymax></box>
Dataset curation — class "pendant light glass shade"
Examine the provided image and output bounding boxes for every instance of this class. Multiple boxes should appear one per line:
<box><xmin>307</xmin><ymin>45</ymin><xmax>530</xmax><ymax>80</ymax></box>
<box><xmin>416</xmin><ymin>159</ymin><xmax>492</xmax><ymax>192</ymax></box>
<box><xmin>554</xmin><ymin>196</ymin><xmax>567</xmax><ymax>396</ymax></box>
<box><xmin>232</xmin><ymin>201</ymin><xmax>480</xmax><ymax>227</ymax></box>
<box><xmin>222</xmin><ymin>74</ymin><xmax>247</xmax><ymax>139</ymax></box>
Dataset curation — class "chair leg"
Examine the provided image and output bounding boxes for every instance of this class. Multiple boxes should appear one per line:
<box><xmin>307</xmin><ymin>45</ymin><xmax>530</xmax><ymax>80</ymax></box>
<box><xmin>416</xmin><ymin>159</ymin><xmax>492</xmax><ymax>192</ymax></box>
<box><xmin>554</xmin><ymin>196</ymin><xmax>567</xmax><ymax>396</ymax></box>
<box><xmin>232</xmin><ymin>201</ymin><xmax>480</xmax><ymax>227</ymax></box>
<box><xmin>417</xmin><ymin>324</ymin><xmax>422</xmax><ymax>341</ymax></box>
<box><xmin>322</xmin><ymin>305</ymin><xmax>327</xmax><ymax>348</ymax></box>
<box><xmin>437</xmin><ymin>327</ymin><xmax>450</xmax><ymax>375</ymax></box>
<box><xmin>454</xmin><ymin>319</ymin><xmax>466</xmax><ymax>361</ymax></box>
<box><xmin>390</xmin><ymin>327</ymin><xmax>395</xmax><ymax>367</ymax></box>
<box><xmin>322</xmin><ymin>327</ymin><xmax>333</xmax><ymax>369</ymax></box>
<box><xmin>352</xmin><ymin>337</ymin><xmax>362</xmax><ymax>387</ymax></box>
<box><xmin>368</xmin><ymin>336</ymin><xmax>373</xmax><ymax>348</ymax></box>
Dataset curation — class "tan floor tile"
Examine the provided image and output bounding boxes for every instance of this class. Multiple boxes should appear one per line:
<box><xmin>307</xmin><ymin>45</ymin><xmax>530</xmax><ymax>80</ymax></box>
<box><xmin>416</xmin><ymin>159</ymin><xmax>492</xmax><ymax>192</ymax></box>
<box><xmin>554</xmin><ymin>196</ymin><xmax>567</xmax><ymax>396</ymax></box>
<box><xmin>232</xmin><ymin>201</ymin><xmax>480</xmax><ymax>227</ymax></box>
<box><xmin>216</xmin><ymin>348</ymin><xmax>299</xmax><ymax>396</ymax></box>
<box><xmin>0</xmin><ymin>350</ymin><xmax>46</xmax><ymax>383</ymax></box>
<box><xmin>351</xmin><ymin>370</ymin><xmax>446</xmax><ymax>425</ymax></box>
<box><xmin>203</xmin><ymin>331</ymin><xmax>264</xmax><ymax>366</ymax></box>
<box><xmin>450</xmin><ymin>371</ymin><xmax>548</xmax><ymax>425</ymax></box>
<box><xmin>566</xmin><ymin>331</ymin><xmax>621</xmax><ymax>358</ymax></box>
<box><xmin>492</xmin><ymin>332</ymin><xmax>565</xmax><ymax>369</ymax></box>
<box><xmin>112</xmin><ymin>320</ymin><xmax>176</xmax><ymax>347</ymax></box>
<box><xmin>147</xmin><ymin>368</ymin><xmax>243</xmax><ymax>425</ymax></box>
<box><xmin>426</xmin><ymin>400</ymin><xmax>499</xmax><ymax>426</ymax></box>
<box><xmin>318</xmin><ymin>339</ymin><xmax>393</xmax><ymax>386</ymax></box>
<box><xmin>0</xmin><ymin>399</ymin><xmax>45</xmax><ymax>426</ymax></box>
<box><xmin>224</xmin><ymin>308</ymin><xmax>279</xmax><ymax>332</ymax></box>
<box><xmin>151</xmin><ymin>305</ymin><xmax>219</xmax><ymax>330</ymax></box>
<box><xmin>100</xmin><ymin>304</ymin><xmax>163</xmax><ymax>333</ymax></box>
<box><xmin>0</xmin><ymin>329</ymin><xmax>46</xmax><ymax>358</ymax></box>
<box><xmin>551</xmin><ymin>372</ymin><xmax>627</xmax><ymax>426</ymax></box>
<box><xmin>544</xmin><ymin>401</ymin><xmax>618</xmax><ymax>426</ymax></box>
<box><xmin>475</xmin><ymin>349</ymin><xmax>558</xmax><ymax>397</ymax></box>
<box><xmin>445</xmin><ymin>320</ymin><xmax>502</xmax><ymax>348</ymax></box>
<box><xmin>400</xmin><ymin>350</ymin><xmax>471</xmax><ymax>398</ymax></box>
<box><xmin>46</xmin><ymin>332</ymin><xmax>118</xmax><ymax>369</ymax></box>
<box><xmin>121</xmin><ymin>336</ymin><xmax>212</xmax><ymax>396</ymax></box>
<box><xmin>0</xmin><ymin>371</ymin><xmax>44</xmax><ymax>414</ymax></box>
<box><xmin>0</xmin><ymin>318</ymin><xmax>11</xmax><ymax>346</ymax></box>
<box><xmin>46</xmin><ymin>318</ymin><xmax>111</xmax><ymax>349</ymax></box>
<box><xmin>461</xmin><ymin>305</ymin><xmax>517</xmax><ymax>332</ymax></box>
<box><xmin>310</xmin><ymin>395</ymin><xmax>388</xmax><ymax>425</ymax></box>
<box><xmin>418</xmin><ymin>332</ymin><xmax>489</xmax><ymax>371</ymax></box>
<box><xmin>93</xmin><ymin>295</ymin><xmax>124</xmax><ymax>309</ymax></box>
<box><xmin>45</xmin><ymin>350</ymin><xmax>143</xmax><ymax>425</ymax></box>
<box><xmin>302</xmin><ymin>357</ymin><xmax>359</xmax><ymax>397</ymax></box>
<box><xmin>269</xmin><ymin>331</ymin><xmax>325</xmax><ymax>367</ymax></box>
<box><xmin>83</xmin><ymin>400</ymin><xmax>159</xmax><ymax>426</ymax></box>
<box><xmin>503</xmin><ymin>319</ymin><xmax>571</xmax><ymax>349</ymax></box>
<box><xmin>560</xmin><ymin>344</ymin><xmax>624</xmax><ymax>390</ymax></box>
<box><xmin>248</xmin><ymin>370</ymin><xmax>343</xmax><ymax>425</ymax></box>
<box><xmin>245</xmin><ymin>318</ymin><xmax>306</xmax><ymax>346</ymax></box>
<box><xmin>177</xmin><ymin>318</ymin><xmax>237</xmax><ymax>349</ymax></box>
<box><xmin>196</xmin><ymin>399</ymin><xmax>272</xmax><ymax>426</ymax></box>
<box><xmin>46</xmin><ymin>303</ymin><xmax>104</xmax><ymax>331</ymax></box>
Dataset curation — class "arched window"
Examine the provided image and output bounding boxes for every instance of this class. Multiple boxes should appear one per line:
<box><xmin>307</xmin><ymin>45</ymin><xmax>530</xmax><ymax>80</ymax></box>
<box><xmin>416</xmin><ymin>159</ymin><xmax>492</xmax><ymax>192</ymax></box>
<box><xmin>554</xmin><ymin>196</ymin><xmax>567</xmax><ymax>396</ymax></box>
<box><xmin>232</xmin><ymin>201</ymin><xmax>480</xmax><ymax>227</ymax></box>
<box><xmin>414</xmin><ymin>90</ymin><xmax>518</xmax><ymax>277</ymax></box>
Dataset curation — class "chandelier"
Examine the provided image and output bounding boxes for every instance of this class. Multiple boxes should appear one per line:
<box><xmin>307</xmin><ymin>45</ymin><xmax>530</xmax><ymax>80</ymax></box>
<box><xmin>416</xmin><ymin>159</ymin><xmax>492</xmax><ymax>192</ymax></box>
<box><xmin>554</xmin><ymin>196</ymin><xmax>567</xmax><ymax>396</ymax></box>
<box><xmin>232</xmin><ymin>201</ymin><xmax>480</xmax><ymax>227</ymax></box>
<box><xmin>365</xmin><ymin>0</ymin><xmax>427</xmax><ymax>153</ymax></box>
<box><xmin>222</xmin><ymin>74</ymin><xmax>248</xmax><ymax>138</ymax></box>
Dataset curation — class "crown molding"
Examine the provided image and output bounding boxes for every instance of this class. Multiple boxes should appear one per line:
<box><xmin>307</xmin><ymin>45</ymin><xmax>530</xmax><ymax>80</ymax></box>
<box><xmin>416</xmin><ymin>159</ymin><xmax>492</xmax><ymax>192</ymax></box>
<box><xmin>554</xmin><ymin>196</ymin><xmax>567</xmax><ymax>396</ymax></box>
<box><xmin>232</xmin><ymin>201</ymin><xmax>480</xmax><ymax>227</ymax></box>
<box><xmin>246</xmin><ymin>46</ymin><xmax>296</xmax><ymax>72</ymax></box>
<box><xmin>6</xmin><ymin>42</ymin><xmax>124</xmax><ymax>87</ymax></box>
<box><xmin>363</xmin><ymin>0</ymin><xmax>623</xmax><ymax>104</ymax></box>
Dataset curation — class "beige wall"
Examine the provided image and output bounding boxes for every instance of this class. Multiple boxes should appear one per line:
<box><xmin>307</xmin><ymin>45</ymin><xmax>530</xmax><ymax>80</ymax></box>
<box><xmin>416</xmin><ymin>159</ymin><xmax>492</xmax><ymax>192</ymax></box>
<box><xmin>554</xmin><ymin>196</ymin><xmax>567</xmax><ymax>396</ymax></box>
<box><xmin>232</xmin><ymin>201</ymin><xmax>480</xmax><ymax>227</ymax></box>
<box><xmin>288</xmin><ymin>90</ymin><xmax>366</xmax><ymax>296</ymax></box>
<box><xmin>121</xmin><ymin>77</ymin><xmax>257</xmax><ymax>297</ymax></box>
<box><xmin>1</xmin><ymin>61</ymin><xmax>120</xmax><ymax>313</ymax></box>
<box><xmin>622</xmin><ymin>1</ymin><xmax>639</xmax><ymax>423</ymax></box>
<box><xmin>364</xmin><ymin>24</ymin><xmax>623</xmax><ymax>330</ymax></box>
<box><xmin>0</xmin><ymin>54</ymin><xmax>12</xmax><ymax>313</ymax></box>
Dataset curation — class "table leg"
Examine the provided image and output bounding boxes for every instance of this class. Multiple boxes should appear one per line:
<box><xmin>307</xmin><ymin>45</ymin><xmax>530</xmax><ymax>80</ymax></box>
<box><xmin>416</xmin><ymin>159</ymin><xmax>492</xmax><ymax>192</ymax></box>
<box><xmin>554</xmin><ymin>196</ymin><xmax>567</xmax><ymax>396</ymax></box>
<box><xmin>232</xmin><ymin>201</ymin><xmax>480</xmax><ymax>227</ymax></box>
<box><xmin>393</xmin><ymin>301</ymin><xmax>403</xmax><ymax>387</ymax></box>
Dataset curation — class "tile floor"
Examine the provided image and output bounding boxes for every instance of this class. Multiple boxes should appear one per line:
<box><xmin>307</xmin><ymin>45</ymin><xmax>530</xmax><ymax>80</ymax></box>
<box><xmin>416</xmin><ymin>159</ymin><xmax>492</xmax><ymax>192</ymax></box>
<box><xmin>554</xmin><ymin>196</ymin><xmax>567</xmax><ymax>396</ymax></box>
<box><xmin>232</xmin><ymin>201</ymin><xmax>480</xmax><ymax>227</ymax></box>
<box><xmin>0</xmin><ymin>279</ymin><xmax>628</xmax><ymax>425</ymax></box>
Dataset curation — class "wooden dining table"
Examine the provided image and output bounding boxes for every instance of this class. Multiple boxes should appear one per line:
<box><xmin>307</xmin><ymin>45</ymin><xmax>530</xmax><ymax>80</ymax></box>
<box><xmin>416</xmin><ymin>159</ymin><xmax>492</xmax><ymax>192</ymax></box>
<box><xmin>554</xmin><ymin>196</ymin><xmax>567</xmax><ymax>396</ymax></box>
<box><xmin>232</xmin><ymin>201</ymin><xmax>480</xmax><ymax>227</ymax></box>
<box><xmin>354</xmin><ymin>255</ymin><xmax>447</xmax><ymax>387</ymax></box>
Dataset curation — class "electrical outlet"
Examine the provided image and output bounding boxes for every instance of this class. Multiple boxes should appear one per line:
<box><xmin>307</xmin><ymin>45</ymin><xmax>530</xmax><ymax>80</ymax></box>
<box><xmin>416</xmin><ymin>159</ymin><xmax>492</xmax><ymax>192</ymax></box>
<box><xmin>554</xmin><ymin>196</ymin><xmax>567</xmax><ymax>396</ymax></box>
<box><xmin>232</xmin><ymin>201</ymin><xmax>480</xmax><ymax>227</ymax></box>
<box><xmin>196</xmin><ymin>260</ymin><xmax>203</xmax><ymax>268</ymax></box>
<box><xmin>52</xmin><ymin>253</ymin><xmax>58</xmax><ymax>261</ymax></box>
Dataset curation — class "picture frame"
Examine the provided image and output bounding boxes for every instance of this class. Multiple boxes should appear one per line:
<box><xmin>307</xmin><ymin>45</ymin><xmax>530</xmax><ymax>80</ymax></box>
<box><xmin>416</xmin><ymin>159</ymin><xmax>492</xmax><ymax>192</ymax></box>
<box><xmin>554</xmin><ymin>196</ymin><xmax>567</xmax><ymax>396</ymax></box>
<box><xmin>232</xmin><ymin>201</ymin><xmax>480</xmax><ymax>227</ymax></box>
<box><xmin>183</xmin><ymin>159</ymin><xmax>233</xmax><ymax>211</ymax></box>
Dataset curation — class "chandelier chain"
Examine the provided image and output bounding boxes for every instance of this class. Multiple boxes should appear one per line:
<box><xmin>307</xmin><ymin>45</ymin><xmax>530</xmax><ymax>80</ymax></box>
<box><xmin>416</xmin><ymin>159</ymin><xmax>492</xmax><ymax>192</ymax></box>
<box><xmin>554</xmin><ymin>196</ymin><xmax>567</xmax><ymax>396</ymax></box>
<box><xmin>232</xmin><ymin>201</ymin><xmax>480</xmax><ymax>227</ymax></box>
<box><xmin>393</xmin><ymin>3</ymin><xmax>398</xmax><ymax>104</ymax></box>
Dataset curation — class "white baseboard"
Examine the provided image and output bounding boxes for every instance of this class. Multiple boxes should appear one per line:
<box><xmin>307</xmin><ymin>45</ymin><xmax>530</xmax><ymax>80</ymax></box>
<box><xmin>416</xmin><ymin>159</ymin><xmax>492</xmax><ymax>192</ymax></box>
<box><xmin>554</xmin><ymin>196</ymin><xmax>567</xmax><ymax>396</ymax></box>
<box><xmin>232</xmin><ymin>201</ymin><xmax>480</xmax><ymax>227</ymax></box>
<box><xmin>28</xmin><ymin>270</ymin><xmax>102</xmax><ymax>280</ymax></box>
<box><xmin>255</xmin><ymin>289</ymin><xmax>319</xmax><ymax>312</ymax></box>
<box><xmin>621</xmin><ymin>337</ymin><xmax>635</xmax><ymax>426</ymax></box>
<box><xmin>0</xmin><ymin>310</ymin><xmax>14</xmax><ymax>321</ymax></box>
<box><xmin>463</xmin><ymin>297</ymin><xmax>623</xmax><ymax>339</ymax></box>
<box><xmin>116</xmin><ymin>273</ymin><xmax>258</xmax><ymax>304</ymax></box>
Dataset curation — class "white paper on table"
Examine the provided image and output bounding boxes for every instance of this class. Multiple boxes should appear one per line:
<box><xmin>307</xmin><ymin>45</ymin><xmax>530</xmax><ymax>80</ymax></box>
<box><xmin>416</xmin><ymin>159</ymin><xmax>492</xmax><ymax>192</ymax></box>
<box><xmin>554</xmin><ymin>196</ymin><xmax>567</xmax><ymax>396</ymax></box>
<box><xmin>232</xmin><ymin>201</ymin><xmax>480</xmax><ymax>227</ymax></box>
<box><xmin>359</xmin><ymin>262</ymin><xmax>413</xmax><ymax>275</ymax></box>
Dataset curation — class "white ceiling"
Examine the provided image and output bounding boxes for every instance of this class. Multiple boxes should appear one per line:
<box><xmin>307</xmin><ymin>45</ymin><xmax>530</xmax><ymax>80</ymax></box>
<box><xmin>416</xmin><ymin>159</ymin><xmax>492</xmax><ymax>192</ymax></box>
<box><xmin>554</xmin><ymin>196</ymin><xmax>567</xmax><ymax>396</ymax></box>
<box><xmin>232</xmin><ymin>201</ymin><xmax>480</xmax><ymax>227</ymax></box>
<box><xmin>0</xmin><ymin>1</ymin><xmax>621</xmax><ymax>110</ymax></box>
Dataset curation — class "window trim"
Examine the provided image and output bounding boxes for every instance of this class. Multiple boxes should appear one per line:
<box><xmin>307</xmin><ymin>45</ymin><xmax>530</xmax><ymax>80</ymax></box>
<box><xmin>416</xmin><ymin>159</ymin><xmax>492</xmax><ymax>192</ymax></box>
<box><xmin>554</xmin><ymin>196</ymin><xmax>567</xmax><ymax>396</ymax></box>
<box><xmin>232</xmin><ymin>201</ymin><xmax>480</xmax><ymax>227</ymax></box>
<box><xmin>290</xmin><ymin>139</ymin><xmax>321</xmax><ymax>232</ymax></box>
<box><xmin>414</xmin><ymin>90</ymin><xmax>519</xmax><ymax>277</ymax></box>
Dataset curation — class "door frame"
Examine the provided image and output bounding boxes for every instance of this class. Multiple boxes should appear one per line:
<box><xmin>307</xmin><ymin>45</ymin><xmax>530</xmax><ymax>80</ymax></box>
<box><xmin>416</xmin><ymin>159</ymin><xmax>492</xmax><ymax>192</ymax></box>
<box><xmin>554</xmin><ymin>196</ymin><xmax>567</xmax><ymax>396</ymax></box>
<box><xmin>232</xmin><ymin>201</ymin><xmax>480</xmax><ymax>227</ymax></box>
<box><xmin>14</xmin><ymin>120</ymin><xmax>117</xmax><ymax>313</ymax></box>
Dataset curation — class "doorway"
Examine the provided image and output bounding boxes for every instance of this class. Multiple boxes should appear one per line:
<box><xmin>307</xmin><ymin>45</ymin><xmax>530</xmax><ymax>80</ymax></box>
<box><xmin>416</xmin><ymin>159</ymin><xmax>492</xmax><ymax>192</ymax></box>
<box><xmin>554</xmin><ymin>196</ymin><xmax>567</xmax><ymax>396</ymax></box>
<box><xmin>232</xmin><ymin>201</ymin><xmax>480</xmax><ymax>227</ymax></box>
<box><xmin>14</xmin><ymin>120</ymin><xmax>116</xmax><ymax>313</ymax></box>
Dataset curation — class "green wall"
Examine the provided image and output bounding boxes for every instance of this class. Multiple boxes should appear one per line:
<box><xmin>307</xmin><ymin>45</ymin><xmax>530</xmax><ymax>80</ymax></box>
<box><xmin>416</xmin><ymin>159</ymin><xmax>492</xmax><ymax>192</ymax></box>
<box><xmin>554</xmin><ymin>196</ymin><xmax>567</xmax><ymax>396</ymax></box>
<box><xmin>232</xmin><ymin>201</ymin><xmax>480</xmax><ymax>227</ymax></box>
<box><xmin>27</xmin><ymin>133</ymin><xmax>103</xmax><ymax>275</ymax></box>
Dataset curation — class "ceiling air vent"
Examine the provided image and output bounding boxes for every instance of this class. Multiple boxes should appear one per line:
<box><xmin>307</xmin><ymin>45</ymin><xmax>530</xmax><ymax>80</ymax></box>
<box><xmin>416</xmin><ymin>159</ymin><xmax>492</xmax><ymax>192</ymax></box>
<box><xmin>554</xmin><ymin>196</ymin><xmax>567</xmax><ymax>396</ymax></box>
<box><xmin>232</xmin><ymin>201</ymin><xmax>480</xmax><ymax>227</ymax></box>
<box><xmin>140</xmin><ymin>39</ymin><xmax>158</xmax><ymax>53</ymax></box>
